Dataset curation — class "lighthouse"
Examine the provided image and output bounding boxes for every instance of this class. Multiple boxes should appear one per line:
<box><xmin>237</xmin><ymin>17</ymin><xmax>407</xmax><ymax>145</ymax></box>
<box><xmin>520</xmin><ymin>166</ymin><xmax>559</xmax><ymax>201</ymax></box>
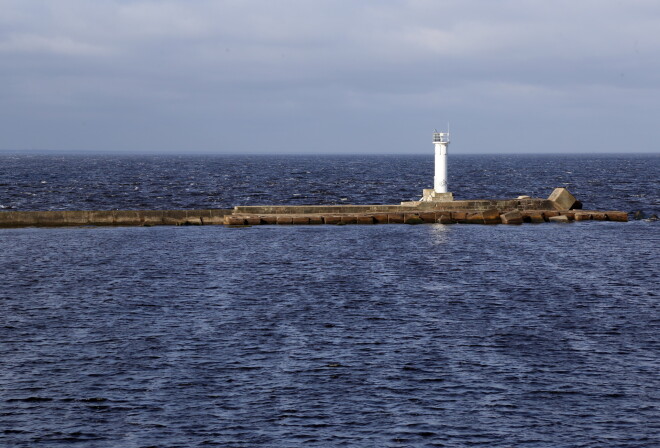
<box><xmin>433</xmin><ymin>130</ymin><xmax>449</xmax><ymax>193</ymax></box>
<box><xmin>421</xmin><ymin>129</ymin><xmax>454</xmax><ymax>202</ymax></box>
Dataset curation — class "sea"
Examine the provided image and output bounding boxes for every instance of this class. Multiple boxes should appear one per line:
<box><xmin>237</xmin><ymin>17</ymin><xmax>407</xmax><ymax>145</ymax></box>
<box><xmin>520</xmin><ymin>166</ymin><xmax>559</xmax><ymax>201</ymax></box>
<box><xmin>1</xmin><ymin>154</ymin><xmax>658</xmax><ymax>448</ymax></box>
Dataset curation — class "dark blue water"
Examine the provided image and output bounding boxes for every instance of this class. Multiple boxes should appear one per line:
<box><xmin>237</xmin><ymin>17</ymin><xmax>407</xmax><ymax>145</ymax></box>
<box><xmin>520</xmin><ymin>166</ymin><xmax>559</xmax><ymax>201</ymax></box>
<box><xmin>1</xmin><ymin>154</ymin><xmax>657</xmax><ymax>214</ymax></box>
<box><xmin>1</xmin><ymin>155</ymin><xmax>658</xmax><ymax>447</ymax></box>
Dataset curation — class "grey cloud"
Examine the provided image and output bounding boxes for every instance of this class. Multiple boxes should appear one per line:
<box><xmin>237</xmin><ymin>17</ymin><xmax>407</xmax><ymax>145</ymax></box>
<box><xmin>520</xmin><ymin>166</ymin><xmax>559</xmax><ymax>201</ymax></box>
<box><xmin>0</xmin><ymin>0</ymin><xmax>659</xmax><ymax>153</ymax></box>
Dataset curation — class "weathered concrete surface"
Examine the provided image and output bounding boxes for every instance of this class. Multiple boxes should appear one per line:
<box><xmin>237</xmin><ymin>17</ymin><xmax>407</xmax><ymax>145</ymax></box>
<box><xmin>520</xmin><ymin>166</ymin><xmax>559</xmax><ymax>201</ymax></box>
<box><xmin>0</xmin><ymin>189</ymin><xmax>628</xmax><ymax>229</ymax></box>
<box><xmin>236</xmin><ymin>198</ymin><xmax>557</xmax><ymax>215</ymax></box>
<box><xmin>548</xmin><ymin>188</ymin><xmax>579</xmax><ymax>210</ymax></box>
<box><xmin>0</xmin><ymin>209</ymin><xmax>233</xmax><ymax>228</ymax></box>
<box><xmin>500</xmin><ymin>210</ymin><xmax>523</xmax><ymax>225</ymax></box>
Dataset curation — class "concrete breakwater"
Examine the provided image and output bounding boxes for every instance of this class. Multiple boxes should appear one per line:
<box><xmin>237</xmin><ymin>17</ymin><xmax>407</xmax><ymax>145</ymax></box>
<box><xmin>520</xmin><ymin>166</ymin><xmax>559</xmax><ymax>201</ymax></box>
<box><xmin>0</xmin><ymin>209</ymin><xmax>233</xmax><ymax>228</ymax></box>
<box><xmin>0</xmin><ymin>189</ymin><xmax>628</xmax><ymax>228</ymax></box>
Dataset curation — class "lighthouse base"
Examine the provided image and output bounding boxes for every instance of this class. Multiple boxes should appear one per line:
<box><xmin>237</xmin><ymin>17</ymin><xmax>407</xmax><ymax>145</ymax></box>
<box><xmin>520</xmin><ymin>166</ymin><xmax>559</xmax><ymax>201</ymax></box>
<box><xmin>420</xmin><ymin>189</ymin><xmax>454</xmax><ymax>202</ymax></box>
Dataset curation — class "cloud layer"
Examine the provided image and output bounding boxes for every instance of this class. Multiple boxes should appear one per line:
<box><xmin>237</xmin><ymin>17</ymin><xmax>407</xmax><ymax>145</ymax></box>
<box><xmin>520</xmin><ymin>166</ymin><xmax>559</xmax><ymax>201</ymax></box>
<box><xmin>1</xmin><ymin>0</ymin><xmax>659</xmax><ymax>153</ymax></box>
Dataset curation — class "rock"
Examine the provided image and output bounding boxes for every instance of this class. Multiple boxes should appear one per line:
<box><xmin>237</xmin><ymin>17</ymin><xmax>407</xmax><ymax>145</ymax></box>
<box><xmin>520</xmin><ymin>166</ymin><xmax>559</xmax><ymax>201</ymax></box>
<box><xmin>548</xmin><ymin>215</ymin><xmax>570</xmax><ymax>223</ymax></box>
<box><xmin>633</xmin><ymin>210</ymin><xmax>646</xmax><ymax>220</ymax></box>
<box><xmin>500</xmin><ymin>210</ymin><xmax>523</xmax><ymax>225</ymax></box>
<box><xmin>482</xmin><ymin>208</ymin><xmax>501</xmax><ymax>224</ymax></box>
<box><xmin>548</xmin><ymin>187</ymin><xmax>578</xmax><ymax>210</ymax></box>
<box><xmin>648</xmin><ymin>214</ymin><xmax>659</xmax><ymax>221</ymax></box>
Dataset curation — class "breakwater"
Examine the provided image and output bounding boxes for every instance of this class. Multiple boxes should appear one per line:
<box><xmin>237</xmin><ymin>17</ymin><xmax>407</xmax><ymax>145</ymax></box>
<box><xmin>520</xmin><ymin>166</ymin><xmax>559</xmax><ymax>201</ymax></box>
<box><xmin>0</xmin><ymin>189</ymin><xmax>628</xmax><ymax>228</ymax></box>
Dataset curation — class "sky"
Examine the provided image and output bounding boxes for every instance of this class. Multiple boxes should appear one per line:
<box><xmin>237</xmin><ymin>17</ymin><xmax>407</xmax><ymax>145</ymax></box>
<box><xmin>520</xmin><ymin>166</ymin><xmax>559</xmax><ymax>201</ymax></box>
<box><xmin>1</xmin><ymin>0</ymin><xmax>659</xmax><ymax>154</ymax></box>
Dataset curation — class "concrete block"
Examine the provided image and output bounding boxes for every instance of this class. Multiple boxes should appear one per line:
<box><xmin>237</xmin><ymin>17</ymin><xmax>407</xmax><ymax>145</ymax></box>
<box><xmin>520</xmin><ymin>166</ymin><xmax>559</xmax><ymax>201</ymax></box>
<box><xmin>465</xmin><ymin>212</ymin><xmax>485</xmax><ymax>224</ymax></box>
<box><xmin>276</xmin><ymin>216</ymin><xmax>293</xmax><ymax>225</ymax></box>
<box><xmin>162</xmin><ymin>217</ymin><xmax>183</xmax><ymax>226</ymax></box>
<box><xmin>606</xmin><ymin>211</ymin><xmax>628</xmax><ymax>222</ymax></box>
<box><xmin>210</xmin><ymin>209</ymin><xmax>234</xmax><ymax>219</ymax></box>
<box><xmin>140</xmin><ymin>211</ymin><xmax>165</xmax><ymax>226</ymax></box>
<box><xmin>387</xmin><ymin>213</ymin><xmax>404</xmax><ymax>224</ymax></box>
<box><xmin>309</xmin><ymin>216</ymin><xmax>323</xmax><ymax>225</ymax></box>
<box><xmin>340</xmin><ymin>215</ymin><xmax>357</xmax><ymax>225</ymax></box>
<box><xmin>245</xmin><ymin>216</ymin><xmax>262</xmax><ymax>225</ymax></box>
<box><xmin>224</xmin><ymin>216</ymin><xmax>246</xmax><ymax>225</ymax></box>
<box><xmin>437</xmin><ymin>213</ymin><xmax>453</xmax><ymax>224</ymax></box>
<box><xmin>201</xmin><ymin>216</ymin><xmax>226</xmax><ymax>225</ymax></box>
<box><xmin>482</xmin><ymin>209</ymin><xmax>501</xmax><ymax>224</ymax></box>
<box><xmin>548</xmin><ymin>188</ymin><xmax>578</xmax><ymax>210</ymax></box>
<box><xmin>323</xmin><ymin>215</ymin><xmax>342</xmax><ymax>225</ymax></box>
<box><xmin>356</xmin><ymin>215</ymin><xmax>374</xmax><ymax>224</ymax></box>
<box><xmin>404</xmin><ymin>215</ymin><xmax>424</xmax><ymax>225</ymax></box>
<box><xmin>529</xmin><ymin>213</ymin><xmax>546</xmax><ymax>223</ymax></box>
<box><xmin>184</xmin><ymin>217</ymin><xmax>203</xmax><ymax>225</ymax></box>
<box><xmin>62</xmin><ymin>211</ymin><xmax>91</xmax><ymax>226</ymax></box>
<box><xmin>542</xmin><ymin>210</ymin><xmax>560</xmax><ymax>219</ymax></box>
<box><xmin>451</xmin><ymin>211</ymin><xmax>468</xmax><ymax>223</ymax></box>
<box><xmin>88</xmin><ymin>211</ymin><xmax>115</xmax><ymax>226</ymax></box>
<box><xmin>258</xmin><ymin>215</ymin><xmax>277</xmax><ymax>225</ymax></box>
<box><xmin>548</xmin><ymin>215</ymin><xmax>570</xmax><ymax>223</ymax></box>
<box><xmin>291</xmin><ymin>216</ymin><xmax>310</xmax><ymax>225</ymax></box>
<box><xmin>418</xmin><ymin>212</ymin><xmax>436</xmax><ymax>223</ymax></box>
<box><xmin>372</xmin><ymin>213</ymin><xmax>389</xmax><ymax>224</ymax></box>
<box><xmin>500</xmin><ymin>210</ymin><xmax>523</xmax><ymax>225</ymax></box>
<box><xmin>574</xmin><ymin>212</ymin><xmax>592</xmax><ymax>221</ymax></box>
<box><xmin>164</xmin><ymin>210</ymin><xmax>188</xmax><ymax>220</ymax></box>
<box><xmin>114</xmin><ymin>211</ymin><xmax>142</xmax><ymax>226</ymax></box>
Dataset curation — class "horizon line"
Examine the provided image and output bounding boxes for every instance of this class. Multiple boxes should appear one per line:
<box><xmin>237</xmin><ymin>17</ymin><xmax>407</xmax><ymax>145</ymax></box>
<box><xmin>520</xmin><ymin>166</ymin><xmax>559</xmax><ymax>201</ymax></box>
<box><xmin>1</xmin><ymin>149</ymin><xmax>658</xmax><ymax>157</ymax></box>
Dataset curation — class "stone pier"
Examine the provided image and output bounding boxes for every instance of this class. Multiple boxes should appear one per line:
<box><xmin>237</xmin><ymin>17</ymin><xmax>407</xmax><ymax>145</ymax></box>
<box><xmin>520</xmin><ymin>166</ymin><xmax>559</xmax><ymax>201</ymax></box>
<box><xmin>0</xmin><ymin>188</ymin><xmax>628</xmax><ymax>228</ymax></box>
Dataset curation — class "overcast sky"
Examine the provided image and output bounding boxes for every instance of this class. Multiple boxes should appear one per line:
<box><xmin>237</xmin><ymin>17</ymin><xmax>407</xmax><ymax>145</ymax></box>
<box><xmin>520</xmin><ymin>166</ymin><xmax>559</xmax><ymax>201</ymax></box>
<box><xmin>1</xmin><ymin>0</ymin><xmax>659</xmax><ymax>154</ymax></box>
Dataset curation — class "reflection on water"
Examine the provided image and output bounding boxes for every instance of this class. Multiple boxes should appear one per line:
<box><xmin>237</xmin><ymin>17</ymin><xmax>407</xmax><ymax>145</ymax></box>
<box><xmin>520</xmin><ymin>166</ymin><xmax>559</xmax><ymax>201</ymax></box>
<box><xmin>428</xmin><ymin>223</ymin><xmax>451</xmax><ymax>245</ymax></box>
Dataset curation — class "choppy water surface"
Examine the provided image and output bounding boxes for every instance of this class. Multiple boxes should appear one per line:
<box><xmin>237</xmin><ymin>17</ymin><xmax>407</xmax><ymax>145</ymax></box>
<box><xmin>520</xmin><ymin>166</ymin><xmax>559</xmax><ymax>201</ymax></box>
<box><xmin>0</xmin><ymin>154</ymin><xmax>658</xmax><ymax>214</ymax></box>
<box><xmin>1</xmin><ymin>155</ymin><xmax>658</xmax><ymax>447</ymax></box>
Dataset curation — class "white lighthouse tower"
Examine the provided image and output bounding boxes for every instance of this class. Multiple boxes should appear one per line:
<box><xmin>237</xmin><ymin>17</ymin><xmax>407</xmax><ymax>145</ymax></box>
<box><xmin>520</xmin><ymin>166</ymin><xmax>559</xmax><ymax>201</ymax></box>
<box><xmin>421</xmin><ymin>129</ymin><xmax>454</xmax><ymax>202</ymax></box>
